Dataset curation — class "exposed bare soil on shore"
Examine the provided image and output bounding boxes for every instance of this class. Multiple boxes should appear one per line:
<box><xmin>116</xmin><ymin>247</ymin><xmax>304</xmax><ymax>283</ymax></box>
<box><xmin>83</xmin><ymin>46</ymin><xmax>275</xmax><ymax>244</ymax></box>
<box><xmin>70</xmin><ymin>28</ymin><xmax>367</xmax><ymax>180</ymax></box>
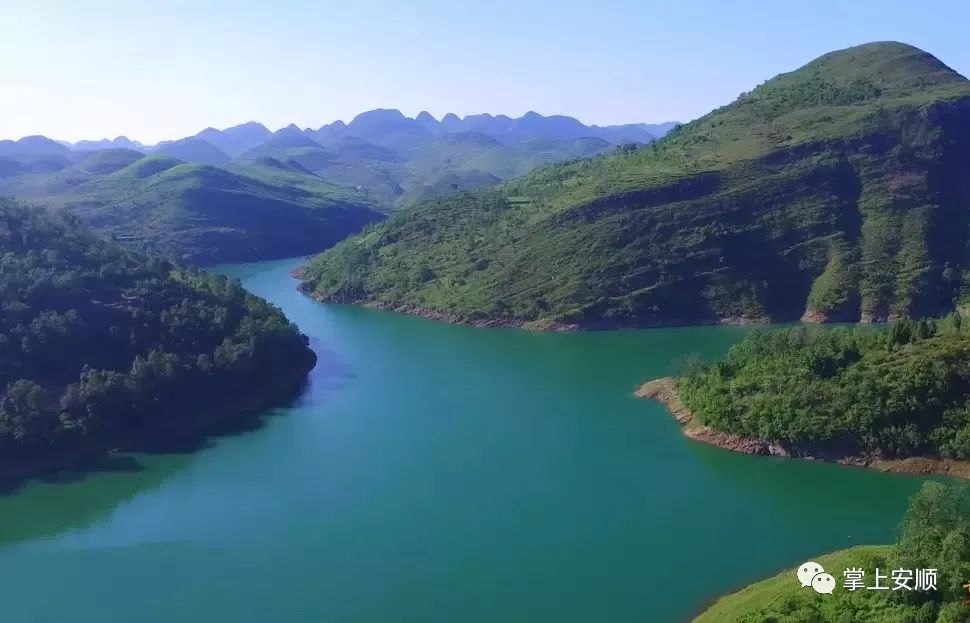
<box><xmin>635</xmin><ymin>377</ymin><xmax>970</xmax><ymax>480</ymax></box>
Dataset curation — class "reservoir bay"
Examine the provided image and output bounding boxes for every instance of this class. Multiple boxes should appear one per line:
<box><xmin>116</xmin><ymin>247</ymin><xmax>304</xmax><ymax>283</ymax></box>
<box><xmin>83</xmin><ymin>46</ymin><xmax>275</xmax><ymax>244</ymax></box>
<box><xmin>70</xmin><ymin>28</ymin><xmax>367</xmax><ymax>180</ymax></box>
<box><xmin>0</xmin><ymin>257</ymin><xmax>935</xmax><ymax>622</ymax></box>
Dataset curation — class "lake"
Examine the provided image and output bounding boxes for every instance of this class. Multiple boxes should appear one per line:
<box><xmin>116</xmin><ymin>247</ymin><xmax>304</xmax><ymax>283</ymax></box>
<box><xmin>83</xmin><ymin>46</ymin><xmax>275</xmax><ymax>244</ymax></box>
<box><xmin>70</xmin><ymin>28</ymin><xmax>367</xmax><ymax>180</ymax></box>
<box><xmin>0</xmin><ymin>257</ymin><xmax>934</xmax><ymax>622</ymax></box>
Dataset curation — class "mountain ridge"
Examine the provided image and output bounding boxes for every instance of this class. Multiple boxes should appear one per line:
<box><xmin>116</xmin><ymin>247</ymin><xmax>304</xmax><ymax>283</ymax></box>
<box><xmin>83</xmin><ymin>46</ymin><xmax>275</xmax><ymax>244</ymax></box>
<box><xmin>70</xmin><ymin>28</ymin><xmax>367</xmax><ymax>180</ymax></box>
<box><xmin>299</xmin><ymin>41</ymin><xmax>970</xmax><ymax>329</ymax></box>
<box><xmin>1</xmin><ymin>112</ymin><xmax>676</xmax><ymax>263</ymax></box>
<box><xmin>0</xmin><ymin>111</ymin><xmax>676</xmax><ymax>248</ymax></box>
<box><xmin>0</xmin><ymin>149</ymin><xmax>385</xmax><ymax>264</ymax></box>
<box><xmin>36</xmin><ymin>110</ymin><xmax>675</xmax><ymax>153</ymax></box>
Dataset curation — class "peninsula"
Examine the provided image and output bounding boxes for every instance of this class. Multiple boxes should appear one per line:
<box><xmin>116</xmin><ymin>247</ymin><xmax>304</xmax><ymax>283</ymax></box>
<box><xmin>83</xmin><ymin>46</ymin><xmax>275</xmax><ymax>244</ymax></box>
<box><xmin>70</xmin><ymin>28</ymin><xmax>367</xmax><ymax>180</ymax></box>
<box><xmin>638</xmin><ymin>318</ymin><xmax>970</xmax><ymax>479</ymax></box>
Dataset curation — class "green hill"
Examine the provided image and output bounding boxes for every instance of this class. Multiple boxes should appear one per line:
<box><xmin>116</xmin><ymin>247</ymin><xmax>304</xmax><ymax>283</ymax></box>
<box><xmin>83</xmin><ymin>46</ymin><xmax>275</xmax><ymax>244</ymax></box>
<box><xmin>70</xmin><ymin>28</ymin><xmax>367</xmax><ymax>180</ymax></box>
<box><xmin>246</xmin><ymin>130</ymin><xmax>618</xmax><ymax>209</ymax></box>
<box><xmin>300</xmin><ymin>42</ymin><xmax>970</xmax><ymax>328</ymax></box>
<box><xmin>113</xmin><ymin>154</ymin><xmax>183</xmax><ymax>179</ymax></box>
<box><xmin>0</xmin><ymin>151</ymin><xmax>384</xmax><ymax>264</ymax></box>
<box><xmin>401</xmin><ymin>170</ymin><xmax>501</xmax><ymax>206</ymax></box>
<box><xmin>694</xmin><ymin>482</ymin><xmax>970</xmax><ymax>623</ymax></box>
<box><xmin>677</xmin><ymin>316</ymin><xmax>970</xmax><ymax>462</ymax></box>
<box><xmin>0</xmin><ymin>199</ymin><xmax>316</xmax><ymax>482</ymax></box>
<box><xmin>73</xmin><ymin>148</ymin><xmax>145</xmax><ymax>175</ymax></box>
<box><xmin>0</xmin><ymin>111</ymin><xmax>663</xmax><ymax>264</ymax></box>
<box><xmin>194</xmin><ymin>122</ymin><xmax>272</xmax><ymax>157</ymax></box>
<box><xmin>0</xmin><ymin>135</ymin><xmax>71</xmax><ymax>158</ymax></box>
<box><xmin>154</xmin><ymin>137</ymin><xmax>232</xmax><ymax>166</ymax></box>
<box><xmin>694</xmin><ymin>546</ymin><xmax>891</xmax><ymax>623</ymax></box>
<box><xmin>0</xmin><ymin>149</ymin><xmax>147</xmax><ymax>195</ymax></box>
<box><xmin>240</xmin><ymin>134</ymin><xmax>334</xmax><ymax>161</ymax></box>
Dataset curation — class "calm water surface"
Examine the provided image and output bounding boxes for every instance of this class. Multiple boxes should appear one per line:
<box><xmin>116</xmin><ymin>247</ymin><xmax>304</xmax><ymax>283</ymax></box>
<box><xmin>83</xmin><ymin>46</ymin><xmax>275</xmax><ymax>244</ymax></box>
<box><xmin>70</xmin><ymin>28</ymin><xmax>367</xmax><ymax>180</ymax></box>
<box><xmin>0</xmin><ymin>258</ymin><xmax>935</xmax><ymax>622</ymax></box>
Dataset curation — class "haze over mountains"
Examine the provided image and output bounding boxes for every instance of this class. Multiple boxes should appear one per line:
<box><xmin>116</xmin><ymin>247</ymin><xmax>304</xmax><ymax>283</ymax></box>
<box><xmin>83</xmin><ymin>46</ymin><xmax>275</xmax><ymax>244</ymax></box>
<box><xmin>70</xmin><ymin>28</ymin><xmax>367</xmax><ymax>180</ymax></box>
<box><xmin>302</xmin><ymin>42</ymin><xmax>970</xmax><ymax>329</ymax></box>
<box><xmin>50</xmin><ymin>111</ymin><xmax>675</xmax><ymax>156</ymax></box>
<box><xmin>0</xmin><ymin>110</ymin><xmax>675</xmax><ymax>262</ymax></box>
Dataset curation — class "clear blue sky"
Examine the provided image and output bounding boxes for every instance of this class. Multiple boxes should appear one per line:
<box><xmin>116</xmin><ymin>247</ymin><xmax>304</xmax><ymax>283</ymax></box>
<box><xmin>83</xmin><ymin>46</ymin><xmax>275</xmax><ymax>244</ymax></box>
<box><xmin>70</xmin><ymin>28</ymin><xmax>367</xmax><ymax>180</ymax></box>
<box><xmin>2</xmin><ymin>0</ymin><xmax>968</xmax><ymax>143</ymax></box>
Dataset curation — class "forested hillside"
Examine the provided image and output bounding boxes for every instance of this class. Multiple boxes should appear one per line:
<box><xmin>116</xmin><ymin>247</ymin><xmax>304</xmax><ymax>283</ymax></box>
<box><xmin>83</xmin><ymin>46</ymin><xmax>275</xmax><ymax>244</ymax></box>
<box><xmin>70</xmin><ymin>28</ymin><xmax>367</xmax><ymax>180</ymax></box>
<box><xmin>300</xmin><ymin>42</ymin><xmax>970</xmax><ymax>328</ymax></box>
<box><xmin>0</xmin><ymin>199</ymin><xmax>316</xmax><ymax>479</ymax></box>
<box><xmin>241</xmin><ymin>126</ymin><xmax>619</xmax><ymax>208</ymax></box>
<box><xmin>677</xmin><ymin>316</ymin><xmax>970</xmax><ymax>461</ymax></box>
<box><xmin>0</xmin><ymin>154</ymin><xmax>385</xmax><ymax>263</ymax></box>
<box><xmin>0</xmin><ymin>111</ymin><xmax>664</xmax><ymax>263</ymax></box>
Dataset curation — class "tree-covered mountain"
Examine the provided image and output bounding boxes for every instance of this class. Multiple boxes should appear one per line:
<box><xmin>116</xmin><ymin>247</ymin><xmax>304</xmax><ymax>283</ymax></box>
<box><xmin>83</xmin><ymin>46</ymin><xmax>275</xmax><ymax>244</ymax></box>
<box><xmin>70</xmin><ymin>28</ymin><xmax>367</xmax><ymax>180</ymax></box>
<box><xmin>71</xmin><ymin>136</ymin><xmax>145</xmax><ymax>152</ymax></box>
<box><xmin>0</xmin><ymin>199</ymin><xmax>316</xmax><ymax>481</ymax></box>
<box><xmin>241</xmin><ymin>128</ymin><xmax>618</xmax><ymax>208</ymax></box>
<box><xmin>3</xmin><ymin>111</ymin><xmax>670</xmax><ymax>263</ymax></box>
<box><xmin>194</xmin><ymin>121</ymin><xmax>272</xmax><ymax>158</ymax></box>
<box><xmin>0</xmin><ymin>152</ymin><xmax>385</xmax><ymax>264</ymax></box>
<box><xmin>300</xmin><ymin>42</ymin><xmax>970</xmax><ymax>328</ymax></box>
<box><xmin>0</xmin><ymin>136</ymin><xmax>71</xmax><ymax>158</ymax></box>
<box><xmin>229</xmin><ymin>110</ymin><xmax>671</xmax><ymax>208</ymax></box>
<box><xmin>153</xmin><ymin>137</ymin><xmax>233</xmax><ymax>166</ymax></box>
<box><xmin>315</xmin><ymin>109</ymin><xmax>663</xmax><ymax>145</ymax></box>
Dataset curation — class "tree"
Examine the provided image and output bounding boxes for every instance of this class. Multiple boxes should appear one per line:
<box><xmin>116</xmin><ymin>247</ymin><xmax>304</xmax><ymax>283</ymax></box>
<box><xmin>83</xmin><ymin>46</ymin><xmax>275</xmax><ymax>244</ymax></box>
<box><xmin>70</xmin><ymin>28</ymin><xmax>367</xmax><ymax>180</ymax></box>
<box><xmin>895</xmin><ymin>482</ymin><xmax>970</xmax><ymax>602</ymax></box>
<box><xmin>0</xmin><ymin>380</ymin><xmax>56</xmax><ymax>443</ymax></box>
<box><xmin>0</xmin><ymin>199</ymin><xmax>315</xmax><ymax>475</ymax></box>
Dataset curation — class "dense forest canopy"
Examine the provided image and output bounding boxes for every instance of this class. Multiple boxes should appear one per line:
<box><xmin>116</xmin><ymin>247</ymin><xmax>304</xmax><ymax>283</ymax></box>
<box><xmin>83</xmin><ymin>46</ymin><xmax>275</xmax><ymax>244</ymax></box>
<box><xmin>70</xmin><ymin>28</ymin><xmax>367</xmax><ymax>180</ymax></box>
<box><xmin>300</xmin><ymin>42</ymin><xmax>970</xmax><ymax>329</ymax></box>
<box><xmin>0</xmin><ymin>199</ymin><xmax>315</xmax><ymax>474</ymax></box>
<box><xmin>677</xmin><ymin>316</ymin><xmax>970</xmax><ymax>459</ymax></box>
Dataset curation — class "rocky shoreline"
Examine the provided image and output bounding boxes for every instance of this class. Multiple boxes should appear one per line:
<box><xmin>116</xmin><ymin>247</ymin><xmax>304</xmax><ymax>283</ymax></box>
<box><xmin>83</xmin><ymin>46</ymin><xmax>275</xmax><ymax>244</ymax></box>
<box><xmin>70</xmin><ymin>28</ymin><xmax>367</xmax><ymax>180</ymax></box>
<box><xmin>636</xmin><ymin>377</ymin><xmax>970</xmax><ymax>480</ymax></box>
<box><xmin>356</xmin><ymin>304</ymin><xmax>773</xmax><ymax>331</ymax></box>
<box><xmin>365</xmin><ymin>301</ymin><xmax>582</xmax><ymax>331</ymax></box>
<box><xmin>299</xmin><ymin>281</ymin><xmax>771</xmax><ymax>331</ymax></box>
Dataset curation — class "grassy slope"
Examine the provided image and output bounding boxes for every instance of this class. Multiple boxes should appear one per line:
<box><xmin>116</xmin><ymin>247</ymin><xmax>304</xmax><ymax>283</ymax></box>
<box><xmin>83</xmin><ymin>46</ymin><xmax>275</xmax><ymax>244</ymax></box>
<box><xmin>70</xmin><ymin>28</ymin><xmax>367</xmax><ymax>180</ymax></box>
<box><xmin>696</xmin><ymin>482</ymin><xmax>970</xmax><ymax>622</ymax></box>
<box><xmin>301</xmin><ymin>42</ymin><xmax>970</xmax><ymax>327</ymax></box>
<box><xmin>694</xmin><ymin>546</ymin><xmax>897</xmax><ymax>623</ymax></box>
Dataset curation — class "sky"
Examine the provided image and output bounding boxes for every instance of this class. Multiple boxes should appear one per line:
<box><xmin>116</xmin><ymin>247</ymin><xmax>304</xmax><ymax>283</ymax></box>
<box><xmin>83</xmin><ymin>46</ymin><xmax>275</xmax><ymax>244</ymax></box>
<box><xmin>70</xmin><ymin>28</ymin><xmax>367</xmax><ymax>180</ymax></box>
<box><xmin>1</xmin><ymin>0</ymin><xmax>969</xmax><ymax>144</ymax></box>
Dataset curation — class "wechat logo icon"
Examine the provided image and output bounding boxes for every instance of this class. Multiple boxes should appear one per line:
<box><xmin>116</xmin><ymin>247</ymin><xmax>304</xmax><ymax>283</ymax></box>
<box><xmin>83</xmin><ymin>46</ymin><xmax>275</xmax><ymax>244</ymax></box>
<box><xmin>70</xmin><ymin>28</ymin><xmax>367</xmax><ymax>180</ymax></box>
<box><xmin>797</xmin><ymin>561</ymin><xmax>836</xmax><ymax>595</ymax></box>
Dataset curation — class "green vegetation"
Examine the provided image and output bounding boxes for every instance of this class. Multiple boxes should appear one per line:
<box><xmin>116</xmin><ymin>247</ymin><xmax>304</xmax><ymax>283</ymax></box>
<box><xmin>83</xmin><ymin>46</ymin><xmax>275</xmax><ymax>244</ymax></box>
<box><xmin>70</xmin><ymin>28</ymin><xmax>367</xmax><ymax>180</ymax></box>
<box><xmin>695</xmin><ymin>482</ymin><xmax>970</xmax><ymax>623</ymax></box>
<box><xmin>0</xmin><ymin>155</ymin><xmax>384</xmax><ymax>264</ymax></box>
<box><xmin>154</xmin><ymin>137</ymin><xmax>232</xmax><ymax>166</ymax></box>
<box><xmin>0</xmin><ymin>199</ymin><xmax>316</xmax><ymax>480</ymax></box>
<box><xmin>301</xmin><ymin>42</ymin><xmax>970</xmax><ymax>328</ymax></box>
<box><xmin>242</xmin><ymin>130</ymin><xmax>618</xmax><ymax>209</ymax></box>
<box><xmin>0</xmin><ymin>112</ymin><xmax>639</xmax><ymax>263</ymax></box>
<box><xmin>677</xmin><ymin>316</ymin><xmax>970</xmax><ymax>459</ymax></box>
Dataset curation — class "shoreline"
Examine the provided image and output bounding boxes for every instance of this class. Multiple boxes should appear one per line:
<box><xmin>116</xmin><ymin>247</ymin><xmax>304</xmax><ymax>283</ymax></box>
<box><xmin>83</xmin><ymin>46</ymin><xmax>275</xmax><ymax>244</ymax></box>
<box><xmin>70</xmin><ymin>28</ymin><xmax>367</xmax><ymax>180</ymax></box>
<box><xmin>691</xmin><ymin>545</ymin><xmax>889</xmax><ymax>622</ymax></box>
<box><xmin>300</xmin><ymin>284</ymin><xmax>769</xmax><ymax>331</ymax></box>
<box><xmin>365</xmin><ymin>301</ymin><xmax>582</xmax><ymax>331</ymax></box>
<box><xmin>302</xmin><ymin>290</ymin><xmax>582</xmax><ymax>330</ymax></box>
<box><xmin>635</xmin><ymin>377</ymin><xmax>970</xmax><ymax>480</ymax></box>
<box><xmin>0</xmin><ymin>356</ymin><xmax>316</xmax><ymax>493</ymax></box>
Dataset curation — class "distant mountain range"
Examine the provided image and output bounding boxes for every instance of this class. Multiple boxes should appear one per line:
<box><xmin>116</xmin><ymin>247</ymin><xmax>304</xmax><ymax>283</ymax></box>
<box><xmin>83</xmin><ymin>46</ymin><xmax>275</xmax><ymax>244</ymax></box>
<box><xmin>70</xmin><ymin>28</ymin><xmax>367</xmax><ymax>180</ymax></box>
<box><xmin>48</xmin><ymin>111</ymin><xmax>676</xmax><ymax>156</ymax></box>
<box><xmin>0</xmin><ymin>110</ymin><xmax>676</xmax><ymax>263</ymax></box>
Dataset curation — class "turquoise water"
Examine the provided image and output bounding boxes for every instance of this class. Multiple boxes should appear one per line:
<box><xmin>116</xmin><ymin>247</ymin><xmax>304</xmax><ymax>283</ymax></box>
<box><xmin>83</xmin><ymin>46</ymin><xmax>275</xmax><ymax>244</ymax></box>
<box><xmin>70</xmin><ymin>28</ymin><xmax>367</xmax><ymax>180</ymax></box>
<box><xmin>0</xmin><ymin>257</ymin><xmax>934</xmax><ymax>622</ymax></box>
